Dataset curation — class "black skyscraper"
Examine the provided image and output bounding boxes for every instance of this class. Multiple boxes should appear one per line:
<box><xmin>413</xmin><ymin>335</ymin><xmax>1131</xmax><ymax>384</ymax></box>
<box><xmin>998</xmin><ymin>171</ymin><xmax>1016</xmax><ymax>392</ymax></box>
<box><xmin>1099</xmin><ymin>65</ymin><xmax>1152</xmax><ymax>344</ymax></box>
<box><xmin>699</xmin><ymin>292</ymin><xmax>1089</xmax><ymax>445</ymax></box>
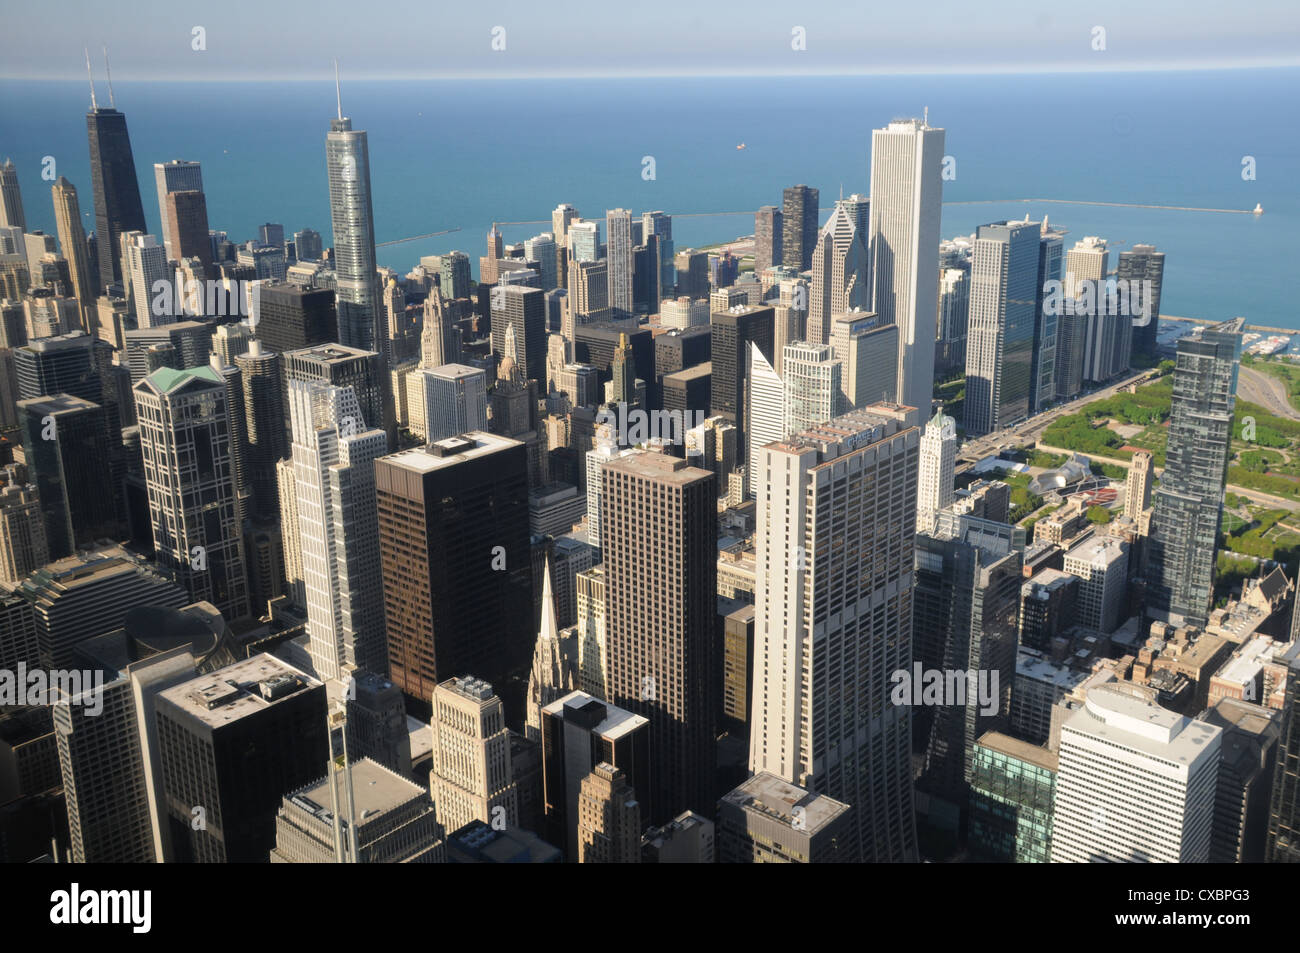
<box><xmin>86</xmin><ymin>107</ymin><xmax>146</xmax><ymax>293</ymax></box>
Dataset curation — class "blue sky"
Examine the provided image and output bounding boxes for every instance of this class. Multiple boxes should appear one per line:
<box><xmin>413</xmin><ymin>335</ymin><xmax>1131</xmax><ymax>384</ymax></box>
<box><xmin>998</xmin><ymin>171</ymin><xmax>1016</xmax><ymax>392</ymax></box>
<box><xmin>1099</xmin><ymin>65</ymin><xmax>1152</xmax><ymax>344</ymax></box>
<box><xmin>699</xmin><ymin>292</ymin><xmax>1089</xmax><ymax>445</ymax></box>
<box><xmin>1</xmin><ymin>0</ymin><xmax>1297</xmax><ymax>80</ymax></box>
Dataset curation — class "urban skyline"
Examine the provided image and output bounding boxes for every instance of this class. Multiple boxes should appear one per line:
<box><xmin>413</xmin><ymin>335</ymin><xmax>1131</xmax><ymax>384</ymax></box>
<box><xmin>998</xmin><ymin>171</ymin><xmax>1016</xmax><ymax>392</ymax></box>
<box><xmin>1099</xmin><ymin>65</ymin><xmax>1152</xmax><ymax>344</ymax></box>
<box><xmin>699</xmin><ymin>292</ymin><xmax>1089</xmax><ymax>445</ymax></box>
<box><xmin>0</xmin><ymin>11</ymin><xmax>1294</xmax><ymax>920</ymax></box>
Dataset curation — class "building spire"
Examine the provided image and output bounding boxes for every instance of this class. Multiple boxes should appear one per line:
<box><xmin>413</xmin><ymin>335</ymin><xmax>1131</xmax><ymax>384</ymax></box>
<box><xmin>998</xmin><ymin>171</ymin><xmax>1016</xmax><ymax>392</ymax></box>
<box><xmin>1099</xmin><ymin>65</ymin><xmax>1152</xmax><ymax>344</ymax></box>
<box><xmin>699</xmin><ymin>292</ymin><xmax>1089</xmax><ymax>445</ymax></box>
<box><xmin>102</xmin><ymin>46</ymin><xmax>115</xmax><ymax>107</ymax></box>
<box><xmin>84</xmin><ymin>48</ymin><xmax>97</xmax><ymax>110</ymax></box>
<box><xmin>334</xmin><ymin>58</ymin><xmax>342</xmax><ymax>120</ymax></box>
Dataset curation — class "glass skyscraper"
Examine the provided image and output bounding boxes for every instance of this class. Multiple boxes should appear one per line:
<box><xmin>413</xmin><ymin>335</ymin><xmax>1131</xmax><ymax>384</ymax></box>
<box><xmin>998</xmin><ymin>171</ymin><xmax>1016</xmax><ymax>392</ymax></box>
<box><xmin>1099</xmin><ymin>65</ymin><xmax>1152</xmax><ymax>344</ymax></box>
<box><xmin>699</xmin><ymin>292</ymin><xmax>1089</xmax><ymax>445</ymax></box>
<box><xmin>326</xmin><ymin>115</ymin><xmax>380</xmax><ymax>350</ymax></box>
<box><xmin>1147</xmin><ymin>317</ymin><xmax>1244</xmax><ymax>627</ymax></box>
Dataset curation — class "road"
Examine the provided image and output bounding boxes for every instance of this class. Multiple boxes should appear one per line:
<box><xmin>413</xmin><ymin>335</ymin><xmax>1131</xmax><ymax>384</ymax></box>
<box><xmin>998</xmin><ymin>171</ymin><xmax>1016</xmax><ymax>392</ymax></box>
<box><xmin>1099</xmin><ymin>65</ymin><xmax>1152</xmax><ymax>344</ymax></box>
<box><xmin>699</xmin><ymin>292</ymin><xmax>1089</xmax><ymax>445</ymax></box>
<box><xmin>1237</xmin><ymin>365</ymin><xmax>1300</xmax><ymax>421</ymax></box>
<box><xmin>953</xmin><ymin>369</ymin><xmax>1156</xmax><ymax>472</ymax></box>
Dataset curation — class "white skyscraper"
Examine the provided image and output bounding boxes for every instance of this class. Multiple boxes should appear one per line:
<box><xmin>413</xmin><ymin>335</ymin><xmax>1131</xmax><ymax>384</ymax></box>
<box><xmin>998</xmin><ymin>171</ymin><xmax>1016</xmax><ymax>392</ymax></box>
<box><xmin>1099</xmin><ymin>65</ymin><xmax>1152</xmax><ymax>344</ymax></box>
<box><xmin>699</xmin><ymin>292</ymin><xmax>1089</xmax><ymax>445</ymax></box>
<box><xmin>782</xmin><ymin>342</ymin><xmax>844</xmax><ymax>437</ymax></box>
<box><xmin>749</xmin><ymin>405</ymin><xmax>920</xmax><ymax>862</ymax></box>
<box><xmin>746</xmin><ymin>342</ymin><xmax>785</xmax><ymax>499</ymax></box>
<box><xmin>289</xmin><ymin>378</ymin><xmax>388</xmax><ymax>680</ymax></box>
<box><xmin>605</xmin><ymin>209</ymin><xmax>633</xmax><ymax>317</ymax></box>
<box><xmin>419</xmin><ymin>363</ymin><xmax>488</xmax><ymax>442</ymax></box>
<box><xmin>868</xmin><ymin>117</ymin><xmax>945</xmax><ymax>417</ymax></box>
<box><xmin>1051</xmin><ymin>684</ymin><xmax>1220</xmax><ymax>863</ymax></box>
<box><xmin>125</xmin><ymin>233</ymin><xmax>171</xmax><ymax>329</ymax></box>
<box><xmin>1062</xmin><ymin>235</ymin><xmax>1109</xmax><ymax>300</ymax></box>
<box><xmin>153</xmin><ymin>160</ymin><xmax>203</xmax><ymax>261</ymax></box>
<box><xmin>916</xmin><ymin>408</ymin><xmax>956</xmax><ymax>534</ymax></box>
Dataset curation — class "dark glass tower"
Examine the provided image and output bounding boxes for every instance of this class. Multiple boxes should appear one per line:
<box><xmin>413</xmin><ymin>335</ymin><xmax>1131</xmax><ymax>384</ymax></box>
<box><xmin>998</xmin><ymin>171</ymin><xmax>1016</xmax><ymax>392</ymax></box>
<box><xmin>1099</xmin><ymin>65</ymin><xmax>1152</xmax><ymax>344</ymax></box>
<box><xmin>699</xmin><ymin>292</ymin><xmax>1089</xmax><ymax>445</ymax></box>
<box><xmin>709</xmin><ymin>303</ymin><xmax>774</xmax><ymax>452</ymax></box>
<box><xmin>1118</xmin><ymin>244</ymin><xmax>1166</xmax><ymax>363</ymax></box>
<box><xmin>781</xmin><ymin>185</ymin><xmax>819</xmax><ymax>272</ymax></box>
<box><xmin>1147</xmin><ymin>317</ymin><xmax>1243</xmax><ymax>626</ymax></box>
<box><xmin>86</xmin><ymin>107</ymin><xmax>147</xmax><ymax>293</ymax></box>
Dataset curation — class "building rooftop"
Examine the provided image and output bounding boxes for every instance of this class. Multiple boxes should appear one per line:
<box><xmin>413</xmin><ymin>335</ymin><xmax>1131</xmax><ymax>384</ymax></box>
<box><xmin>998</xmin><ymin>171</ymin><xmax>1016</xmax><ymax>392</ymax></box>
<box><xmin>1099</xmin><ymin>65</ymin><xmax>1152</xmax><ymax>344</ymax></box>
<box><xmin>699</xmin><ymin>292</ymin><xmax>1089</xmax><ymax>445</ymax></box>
<box><xmin>379</xmin><ymin>431</ymin><xmax>521</xmax><ymax>472</ymax></box>
<box><xmin>662</xmin><ymin>362</ymin><xmax>712</xmax><ymax>383</ymax></box>
<box><xmin>286</xmin><ymin>756</ymin><xmax>425</xmax><ymax>825</ymax></box>
<box><xmin>158</xmin><ymin>654</ymin><xmax>321</xmax><ymax>729</ymax></box>
<box><xmin>603</xmin><ymin>449</ymin><xmax>713</xmax><ymax>487</ymax></box>
<box><xmin>1064</xmin><ymin>683</ymin><xmax>1221</xmax><ymax>763</ymax></box>
<box><xmin>1016</xmin><ymin>647</ymin><xmax>1093</xmax><ymax>689</ymax></box>
<box><xmin>1063</xmin><ymin>535</ymin><xmax>1127</xmax><ymax>568</ymax></box>
<box><xmin>285</xmin><ymin>344</ymin><xmax>376</xmax><ymax>364</ymax></box>
<box><xmin>975</xmin><ymin>730</ymin><xmax>1059</xmax><ymax>773</ymax></box>
<box><xmin>720</xmin><ymin>771</ymin><xmax>849</xmax><ymax>833</ymax></box>
<box><xmin>544</xmin><ymin>690</ymin><xmax>649</xmax><ymax>742</ymax></box>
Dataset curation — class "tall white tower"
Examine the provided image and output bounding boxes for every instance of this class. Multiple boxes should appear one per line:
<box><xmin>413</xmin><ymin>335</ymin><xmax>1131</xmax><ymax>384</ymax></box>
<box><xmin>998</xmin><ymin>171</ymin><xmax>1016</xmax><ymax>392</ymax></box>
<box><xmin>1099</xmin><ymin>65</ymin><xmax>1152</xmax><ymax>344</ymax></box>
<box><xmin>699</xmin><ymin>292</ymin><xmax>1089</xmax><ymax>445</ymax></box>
<box><xmin>749</xmin><ymin>406</ymin><xmax>920</xmax><ymax>861</ymax></box>
<box><xmin>916</xmin><ymin>408</ymin><xmax>957</xmax><ymax>534</ymax></box>
<box><xmin>289</xmin><ymin>378</ymin><xmax>388</xmax><ymax>680</ymax></box>
<box><xmin>868</xmin><ymin>117</ymin><xmax>945</xmax><ymax>417</ymax></box>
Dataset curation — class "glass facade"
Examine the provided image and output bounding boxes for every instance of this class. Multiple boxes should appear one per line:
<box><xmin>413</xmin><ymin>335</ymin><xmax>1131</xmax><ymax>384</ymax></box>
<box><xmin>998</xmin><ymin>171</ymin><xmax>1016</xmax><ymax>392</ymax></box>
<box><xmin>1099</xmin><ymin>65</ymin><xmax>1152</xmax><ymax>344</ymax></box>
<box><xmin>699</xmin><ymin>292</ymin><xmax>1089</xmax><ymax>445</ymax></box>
<box><xmin>968</xmin><ymin>738</ymin><xmax>1056</xmax><ymax>863</ymax></box>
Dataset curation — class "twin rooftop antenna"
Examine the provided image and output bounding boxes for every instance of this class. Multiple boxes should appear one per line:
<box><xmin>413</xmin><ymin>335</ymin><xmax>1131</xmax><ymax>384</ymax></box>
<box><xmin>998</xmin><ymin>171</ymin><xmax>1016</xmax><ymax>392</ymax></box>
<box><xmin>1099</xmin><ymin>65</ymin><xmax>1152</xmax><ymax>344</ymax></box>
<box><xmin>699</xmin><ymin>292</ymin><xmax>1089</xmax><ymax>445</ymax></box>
<box><xmin>83</xmin><ymin>45</ymin><xmax>116</xmax><ymax>109</ymax></box>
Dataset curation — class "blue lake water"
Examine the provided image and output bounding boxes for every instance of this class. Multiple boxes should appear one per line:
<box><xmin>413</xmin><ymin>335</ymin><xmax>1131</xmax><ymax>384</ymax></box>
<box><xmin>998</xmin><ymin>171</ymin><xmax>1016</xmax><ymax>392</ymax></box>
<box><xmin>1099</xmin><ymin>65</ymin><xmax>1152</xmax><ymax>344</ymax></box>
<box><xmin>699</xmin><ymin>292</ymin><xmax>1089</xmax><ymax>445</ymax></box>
<box><xmin>1</xmin><ymin>69</ymin><xmax>1295</xmax><ymax>327</ymax></box>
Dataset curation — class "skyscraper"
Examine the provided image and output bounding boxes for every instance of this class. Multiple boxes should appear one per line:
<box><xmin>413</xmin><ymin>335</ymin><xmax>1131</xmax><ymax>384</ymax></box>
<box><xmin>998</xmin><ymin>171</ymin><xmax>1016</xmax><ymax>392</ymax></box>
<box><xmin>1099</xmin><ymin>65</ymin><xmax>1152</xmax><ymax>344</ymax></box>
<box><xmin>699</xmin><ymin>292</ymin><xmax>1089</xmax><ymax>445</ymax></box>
<box><xmin>1118</xmin><ymin>243</ymin><xmax>1166</xmax><ymax>362</ymax></box>
<box><xmin>17</xmin><ymin>395</ymin><xmax>121</xmax><ymax>559</ymax></box>
<box><xmin>602</xmin><ymin>451</ymin><xmax>716</xmax><ymax>823</ymax></box>
<box><xmin>491</xmin><ymin>285</ymin><xmax>546</xmax><ymax>385</ymax></box>
<box><xmin>134</xmin><ymin>365</ymin><xmax>251</xmax><ymax>621</ymax></box>
<box><xmin>0</xmin><ymin>469</ymin><xmax>48</xmax><ymax>584</ymax></box>
<box><xmin>749</xmin><ymin>406</ymin><xmax>920</xmax><ymax>861</ymax></box>
<box><xmin>155</xmin><ymin>654</ymin><xmax>329</xmax><ymax>862</ymax></box>
<box><xmin>1031</xmin><ymin>223</ymin><xmax>1065</xmax><ymax>410</ymax></box>
<box><xmin>710</xmin><ymin>303</ymin><xmax>774</xmax><ymax>451</ymax></box>
<box><xmin>745</xmin><ymin>343</ymin><xmax>784</xmax><ymax>500</ymax></box>
<box><xmin>86</xmin><ymin>97</ymin><xmax>147</xmax><ymax>293</ymax></box>
<box><xmin>419</xmin><ymin>363</ymin><xmax>488</xmax><ymax>441</ymax></box>
<box><xmin>152</xmin><ymin>159</ymin><xmax>203</xmax><ymax>260</ymax></box>
<box><xmin>641</xmin><ymin>211</ymin><xmax>673</xmax><ymax>297</ymax></box>
<box><xmin>284</xmin><ymin>344</ymin><xmax>393</xmax><ymax>449</ymax></box>
<box><xmin>782</xmin><ymin>341</ymin><xmax>844</xmax><ymax>436</ymax></box>
<box><xmin>1266</xmin><ymin>641</ymin><xmax>1300</xmax><ymax>862</ymax></box>
<box><xmin>254</xmin><ymin>282</ymin><xmax>338</xmax><ymax>355</ymax></box>
<box><xmin>0</xmin><ymin>158</ymin><xmax>25</xmax><ymax>230</ymax></box>
<box><xmin>916</xmin><ymin>407</ymin><xmax>956</xmax><ymax>534</ymax></box>
<box><xmin>1051</xmin><ymin>684</ymin><xmax>1220</xmax><ymax>863</ymax></box>
<box><xmin>576</xmin><ymin>763</ymin><xmax>641</xmax><ymax>863</ymax></box>
<box><xmin>963</xmin><ymin>220</ymin><xmax>1039</xmax><ymax>436</ymax></box>
<box><xmin>1147</xmin><ymin>317</ymin><xmax>1244</xmax><ymax>626</ymax></box>
<box><xmin>868</xmin><ymin>117</ymin><xmax>945</xmax><ymax>417</ymax></box>
<box><xmin>50</xmin><ymin>177</ymin><xmax>95</xmax><ymax>332</ymax></box>
<box><xmin>375</xmin><ymin>435</ymin><xmax>534</xmax><ymax>719</ymax></box>
<box><xmin>808</xmin><ymin>202</ymin><xmax>868</xmax><ymax>346</ymax></box>
<box><xmin>234</xmin><ymin>340</ymin><xmax>287</xmax><ymax>522</ymax></box>
<box><xmin>781</xmin><ymin>185</ymin><xmax>819</xmax><ymax>272</ymax></box>
<box><xmin>124</xmin><ymin>233</ymin><xmax>170</xmax><ymax>329</ymax></box>
<box><xmin>164</xmin><ymin>190</ymin><xmax>212</xmax><ymax>267</ymax></box>
<box><xmin>754</xmin><ymin>206</ymin><xmax>782</xmax><ymax>280</ymax></box>
<box><xmin>430</xmin><ymin>676</ymin><xmax>519</xmax><ymax>836</ymax></box>
<box><xmin>605</xmin><ymin>208</ymin><xmax>633</xmax><ymax>318</ymax></box>
<box><xmin>325</xmin><ymin>101</ymin><xmax>380</xmax><ymax>350</ymax></box>
<box><xmin>290</xmin><ymin>379</ymin><xmax>388</xmax><ymax>681</ymax></box>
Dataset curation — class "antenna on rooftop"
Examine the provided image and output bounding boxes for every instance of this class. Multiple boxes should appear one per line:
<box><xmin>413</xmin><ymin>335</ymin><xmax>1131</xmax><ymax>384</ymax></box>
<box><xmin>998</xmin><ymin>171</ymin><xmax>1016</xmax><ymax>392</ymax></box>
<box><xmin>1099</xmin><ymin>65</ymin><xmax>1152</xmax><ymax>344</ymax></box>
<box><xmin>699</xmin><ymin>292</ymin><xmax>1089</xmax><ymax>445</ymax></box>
<box><xmin>334</xmin><ymin>59</ymin><xmax>343</xmax><ymax>120</ymax></box>
<box><xmin>84</xmin><ymin>48</ymin><xmax>97</xmax><ymax>110</ymax></box>
<box><xmin>102</xmin><ymin>46</ymin><xmax>115</xmax><ymax>107</ymax></box>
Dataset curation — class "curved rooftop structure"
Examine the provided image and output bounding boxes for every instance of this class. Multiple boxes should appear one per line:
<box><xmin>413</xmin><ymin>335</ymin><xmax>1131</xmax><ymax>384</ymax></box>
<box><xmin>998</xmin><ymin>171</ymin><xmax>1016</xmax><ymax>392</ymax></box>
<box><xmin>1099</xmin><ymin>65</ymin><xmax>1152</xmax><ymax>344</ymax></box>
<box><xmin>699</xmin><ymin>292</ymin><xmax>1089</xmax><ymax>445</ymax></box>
<box><xmin>1029</xmin><ymin>452</ymin><xmax>1093</xmax><ymax>496</ymax></box>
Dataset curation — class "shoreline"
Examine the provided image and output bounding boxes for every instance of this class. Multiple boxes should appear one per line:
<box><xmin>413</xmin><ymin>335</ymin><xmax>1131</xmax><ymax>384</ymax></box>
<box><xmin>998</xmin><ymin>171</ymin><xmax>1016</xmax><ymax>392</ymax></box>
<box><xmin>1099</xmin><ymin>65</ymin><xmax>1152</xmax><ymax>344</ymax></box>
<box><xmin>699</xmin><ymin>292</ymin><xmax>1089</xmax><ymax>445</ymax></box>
<box><xmin>1161</xmin><ymin>315</ymin><xmax>1296</xmax><ymax>337</ymax></box>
